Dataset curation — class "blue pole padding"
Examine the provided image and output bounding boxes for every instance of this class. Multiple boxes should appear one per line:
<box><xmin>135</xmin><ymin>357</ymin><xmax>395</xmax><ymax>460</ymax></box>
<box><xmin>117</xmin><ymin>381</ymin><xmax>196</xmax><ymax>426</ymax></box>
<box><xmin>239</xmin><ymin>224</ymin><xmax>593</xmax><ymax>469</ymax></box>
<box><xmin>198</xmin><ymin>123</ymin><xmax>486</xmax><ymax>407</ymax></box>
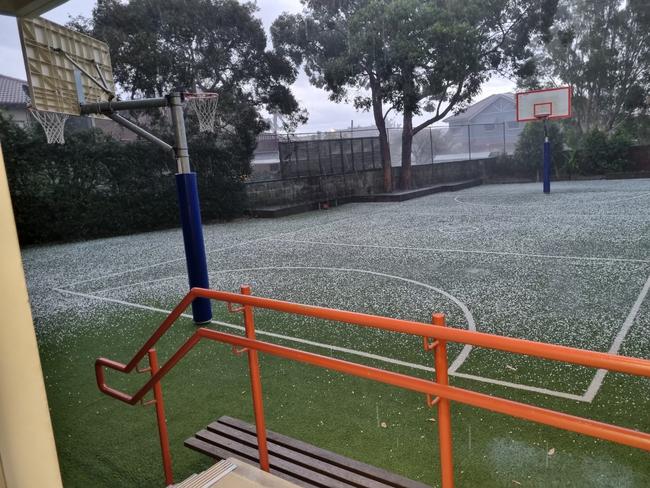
<box><xmin>543</xmin><ymin>139</ymin><xmax>551</xmax><ymax>194</ymax></box>
<box><xmin>175</xmin><ymin>172</ymin><xmax>212</xmax><ymax>323</ymax></box>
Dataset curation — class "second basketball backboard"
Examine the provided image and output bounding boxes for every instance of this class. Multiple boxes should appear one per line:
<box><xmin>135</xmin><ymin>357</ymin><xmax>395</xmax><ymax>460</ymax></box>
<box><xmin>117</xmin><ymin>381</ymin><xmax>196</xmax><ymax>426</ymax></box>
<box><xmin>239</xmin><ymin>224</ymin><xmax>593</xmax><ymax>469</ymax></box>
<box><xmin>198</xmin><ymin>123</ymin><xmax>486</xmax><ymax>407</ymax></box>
<box><xmin>516</xmin><ymin>86</ymin><xmax>572</xmax><ymax>122</ymax></box>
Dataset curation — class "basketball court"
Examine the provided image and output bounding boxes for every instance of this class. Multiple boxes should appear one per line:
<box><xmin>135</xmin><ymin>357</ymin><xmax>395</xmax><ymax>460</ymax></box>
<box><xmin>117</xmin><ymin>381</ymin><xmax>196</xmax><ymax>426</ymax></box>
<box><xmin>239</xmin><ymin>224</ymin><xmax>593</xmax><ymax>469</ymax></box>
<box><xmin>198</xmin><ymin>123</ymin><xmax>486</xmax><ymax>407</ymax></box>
<box><xmin>23</xmin><ymin>178</ymin><xmax>650</xmax><ymax>487</ymax></box>
<box><xmin>2</xmin><ymin>4</ymin><xmax>649</xmax><ymax>488</ymax></box>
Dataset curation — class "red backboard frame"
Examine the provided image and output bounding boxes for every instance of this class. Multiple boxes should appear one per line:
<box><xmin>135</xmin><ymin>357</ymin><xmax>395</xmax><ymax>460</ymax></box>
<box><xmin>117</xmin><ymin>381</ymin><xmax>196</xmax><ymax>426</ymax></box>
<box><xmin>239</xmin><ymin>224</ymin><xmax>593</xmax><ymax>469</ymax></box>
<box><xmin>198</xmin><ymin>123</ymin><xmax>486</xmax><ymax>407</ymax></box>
<box><xmin>516</xmin><ymin>86</ymin><xmax>572</xmax><ymax>122</ymax></box>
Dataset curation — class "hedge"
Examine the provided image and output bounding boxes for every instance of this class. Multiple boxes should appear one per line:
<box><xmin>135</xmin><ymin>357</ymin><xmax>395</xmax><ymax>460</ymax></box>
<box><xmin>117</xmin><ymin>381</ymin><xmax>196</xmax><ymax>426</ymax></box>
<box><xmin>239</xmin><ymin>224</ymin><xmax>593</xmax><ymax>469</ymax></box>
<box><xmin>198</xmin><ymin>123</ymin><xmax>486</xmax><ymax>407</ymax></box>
<box><xmin>1</xmin><ymin>112</ymin><xmax>250</xmax><ymax>245</ymax></box>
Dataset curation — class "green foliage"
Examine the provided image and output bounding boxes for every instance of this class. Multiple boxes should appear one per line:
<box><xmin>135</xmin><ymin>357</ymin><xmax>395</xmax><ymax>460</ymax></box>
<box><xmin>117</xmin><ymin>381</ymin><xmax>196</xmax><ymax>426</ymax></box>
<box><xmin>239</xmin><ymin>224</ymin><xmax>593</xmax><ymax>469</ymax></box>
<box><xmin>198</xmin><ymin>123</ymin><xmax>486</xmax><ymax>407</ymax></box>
<box><xmin>273</xmin><ymin>0</ymin><xmax>558</xmax><ymax>188</ymax></box>
<box><xmin>618</xmin><ymin>115</ymin><xmax>650</xmax><ymax>145</ymax></box>
<box><xmin>520</xmin><ymin>0</ymin><xmax>650</xmax><ymax>133</ymax></box>
<box><xmin>576</xmin><ymin>129</ymin><xmax>633</xmax><ymax>174</ymax></box>
<box><xmin>514</xmin><ymin>121</ymin><xmax>565</xmax><ymax>171</ymax></box>
<box><xmin>1</xmin><ymin>112</ymin><xmax>247</xmax><ymax>245</ymax></box>
<box><xmin>513</xmin><ymin>120</ymin><xmax>634</xmax><ymax>175</ymax></box>
<box><xmin>71</xmin><ymin>0</ymin><xmax>306</xmax><ymax>130</ymax></box>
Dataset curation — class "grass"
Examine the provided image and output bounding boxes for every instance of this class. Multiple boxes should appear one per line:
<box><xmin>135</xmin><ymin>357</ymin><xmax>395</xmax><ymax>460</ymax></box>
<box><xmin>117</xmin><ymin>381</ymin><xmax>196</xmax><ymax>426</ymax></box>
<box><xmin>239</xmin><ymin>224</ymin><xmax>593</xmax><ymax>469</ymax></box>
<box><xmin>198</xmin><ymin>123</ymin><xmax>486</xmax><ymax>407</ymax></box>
<box><xmin>26</xmin><ymin>179</ymin><xmax>650</xmax><ymax>487</ymax></box>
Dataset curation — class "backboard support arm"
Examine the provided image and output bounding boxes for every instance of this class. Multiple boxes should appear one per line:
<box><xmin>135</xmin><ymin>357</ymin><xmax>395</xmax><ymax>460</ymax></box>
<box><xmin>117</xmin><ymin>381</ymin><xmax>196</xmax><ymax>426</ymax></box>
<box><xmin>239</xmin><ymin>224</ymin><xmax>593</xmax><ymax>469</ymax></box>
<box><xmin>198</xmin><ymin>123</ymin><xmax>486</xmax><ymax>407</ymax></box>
<box><xmin>53</xmin><ymin>48</ymin><xmax>114</xmax><ymax>98</ymax></box>
<box><xmin>80</xmin><ymin>98</ymin><xmax>169</xmax><ymax>115</ymax></box>
<box><xmin>81</xmin><ymin>94</ymin><xmax>212</xmax><ymax>324</ymax></box>
<box><xmin>105</xmin><ymin>113</ymin><xmax>173</xmax><ymax>154</ymax></box>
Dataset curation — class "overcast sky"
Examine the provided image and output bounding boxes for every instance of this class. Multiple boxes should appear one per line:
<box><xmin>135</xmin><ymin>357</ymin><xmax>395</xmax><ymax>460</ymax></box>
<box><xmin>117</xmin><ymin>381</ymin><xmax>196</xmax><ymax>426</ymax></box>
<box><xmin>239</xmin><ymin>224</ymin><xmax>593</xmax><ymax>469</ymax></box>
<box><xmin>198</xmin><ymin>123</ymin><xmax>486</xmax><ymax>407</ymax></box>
<box><xmin>0</xmin><ymin>0</ymin><xmax>514</xmax><ymax>132</ymax></box>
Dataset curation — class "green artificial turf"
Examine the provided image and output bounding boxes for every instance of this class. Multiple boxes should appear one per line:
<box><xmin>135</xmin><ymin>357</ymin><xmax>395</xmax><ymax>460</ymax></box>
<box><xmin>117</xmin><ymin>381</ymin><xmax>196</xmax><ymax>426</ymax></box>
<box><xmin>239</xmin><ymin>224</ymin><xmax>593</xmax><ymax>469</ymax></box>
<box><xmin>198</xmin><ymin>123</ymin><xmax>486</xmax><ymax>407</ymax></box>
<box><xmin>27</xmin><ymin>180</ymin><xmax>650</xmax><ymax>487</ymax></box>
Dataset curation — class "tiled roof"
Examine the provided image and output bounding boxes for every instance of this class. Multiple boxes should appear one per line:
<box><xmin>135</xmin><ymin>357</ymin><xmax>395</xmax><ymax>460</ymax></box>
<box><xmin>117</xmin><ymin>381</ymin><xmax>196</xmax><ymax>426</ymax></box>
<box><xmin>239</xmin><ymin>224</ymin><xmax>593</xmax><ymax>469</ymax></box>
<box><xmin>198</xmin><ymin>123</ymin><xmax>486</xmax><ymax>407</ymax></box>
<box><xmin>444</xmin><ymin>93</ymin><xmax>514</xmax><ymax>123</ymax></box>
<box><xmin>0</xmin><ymin>74</ymin><xmax>30</xmax><ymax>106</ymax></box>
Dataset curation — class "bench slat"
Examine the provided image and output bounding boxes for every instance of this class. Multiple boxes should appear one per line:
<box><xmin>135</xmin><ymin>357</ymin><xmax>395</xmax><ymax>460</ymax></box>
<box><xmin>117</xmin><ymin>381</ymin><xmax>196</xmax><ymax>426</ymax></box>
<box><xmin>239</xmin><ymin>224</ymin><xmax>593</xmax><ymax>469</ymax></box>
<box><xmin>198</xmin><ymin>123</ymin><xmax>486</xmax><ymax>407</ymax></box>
<box><xmin>206</xmin><ymin>421</ymin><xmax>394</xmax><ymax>488</ymax></box>
<box><xmin>184</xmin><ymin>437</ymin><xmax>322</xmax><ymax>488</ymax></box>
<box><xmin>216</xmin><ymin>416</ymin><xmax>429</xmax><ymax>488</ymax></box>
<box><xmin>186</xmin><ymin>417</ymin><xmax>431</xmax><ymax>488</ymax></box>
<box><xmin>193</xmin><ymin>429</ymin><xmax>359</xmax><ymax>488</ymax></box>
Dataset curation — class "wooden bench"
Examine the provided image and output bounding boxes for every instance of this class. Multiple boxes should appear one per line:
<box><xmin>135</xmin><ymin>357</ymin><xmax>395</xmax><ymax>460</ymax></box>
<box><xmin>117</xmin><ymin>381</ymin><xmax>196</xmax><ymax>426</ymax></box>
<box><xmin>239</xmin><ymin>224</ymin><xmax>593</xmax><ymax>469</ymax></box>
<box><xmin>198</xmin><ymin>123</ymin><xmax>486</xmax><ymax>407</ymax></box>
<box><xmin>185</xmin><ymin>416</ymin><xmax>430</xmax><ymax>488</ymax></box>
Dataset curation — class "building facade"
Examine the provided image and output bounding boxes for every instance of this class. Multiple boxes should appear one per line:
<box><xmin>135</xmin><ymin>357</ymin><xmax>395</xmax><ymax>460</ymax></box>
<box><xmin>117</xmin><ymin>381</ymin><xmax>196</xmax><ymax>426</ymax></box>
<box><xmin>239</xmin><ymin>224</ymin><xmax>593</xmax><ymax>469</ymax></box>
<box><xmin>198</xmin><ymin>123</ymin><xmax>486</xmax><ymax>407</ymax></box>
<box><xmin>443</xmin><ymin>93</ymin><xmax>524</xmax><ymax>157</ymax></box>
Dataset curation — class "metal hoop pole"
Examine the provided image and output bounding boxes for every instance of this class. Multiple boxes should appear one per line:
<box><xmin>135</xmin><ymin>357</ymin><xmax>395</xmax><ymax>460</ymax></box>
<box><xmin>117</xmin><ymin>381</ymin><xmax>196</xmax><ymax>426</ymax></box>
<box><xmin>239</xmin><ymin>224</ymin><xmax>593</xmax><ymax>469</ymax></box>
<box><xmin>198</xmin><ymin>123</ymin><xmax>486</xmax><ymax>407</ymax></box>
<box><xmin>170</xmin><ymin>92</ymin><xmax>212</xmax><ymax>324</ymax></box>
<box><xmin>169</xmin><ymin>93</ymin><xmax>190</xmax><ymax>174</ymax></box>
<box><xmin>543</xmin><ymin>118</ymin><xmax>551</xmax><ymax>194</ymax></box>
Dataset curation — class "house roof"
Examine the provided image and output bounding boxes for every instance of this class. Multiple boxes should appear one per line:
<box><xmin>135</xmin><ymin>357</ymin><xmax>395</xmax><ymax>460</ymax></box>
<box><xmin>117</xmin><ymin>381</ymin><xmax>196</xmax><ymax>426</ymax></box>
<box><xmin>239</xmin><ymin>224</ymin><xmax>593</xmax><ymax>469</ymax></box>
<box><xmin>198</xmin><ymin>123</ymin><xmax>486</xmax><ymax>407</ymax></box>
<box><xmin>444</xmin><ymin>93</ymin><xmax>514</xmax><ymax>123</ymax></box>
<box><xmin>0</xmin><ymin>0</ymin><xmax>69</xmax><ymax>18</ymax></box>
<box><xmin>0</xmin><ymin>75</ymin><xmax>30</xmax><ymax>106</ymax></box>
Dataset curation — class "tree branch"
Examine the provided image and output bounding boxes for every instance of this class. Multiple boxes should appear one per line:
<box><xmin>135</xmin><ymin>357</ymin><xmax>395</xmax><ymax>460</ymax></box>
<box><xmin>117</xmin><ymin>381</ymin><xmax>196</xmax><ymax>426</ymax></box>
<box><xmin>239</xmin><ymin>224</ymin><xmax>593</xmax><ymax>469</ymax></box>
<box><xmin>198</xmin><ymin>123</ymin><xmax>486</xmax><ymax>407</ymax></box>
<box><xmin>413</xmin><ymin>81</ymin><xmax>465</xmax><ymax>134</ymax></box>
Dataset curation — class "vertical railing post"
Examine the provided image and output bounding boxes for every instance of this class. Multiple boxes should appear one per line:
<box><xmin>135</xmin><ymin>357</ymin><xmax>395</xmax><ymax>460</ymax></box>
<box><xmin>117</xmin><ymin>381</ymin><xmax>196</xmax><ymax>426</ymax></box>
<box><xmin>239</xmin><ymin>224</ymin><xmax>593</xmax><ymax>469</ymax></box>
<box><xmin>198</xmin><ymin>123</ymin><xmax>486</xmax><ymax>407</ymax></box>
<box><xmin>147</xmin><ymin>348</ymin><xmax>173</xmax><ymax>486</ymax></box>
<box><xmin>432</xmin><ymin>313</ymin><xmax>454</xmax><ymax>488</ymax></box>
<box><xmin>241</xmin><ymin>285</ymin><xmax>270</xmax><ymax>472</ymax></box>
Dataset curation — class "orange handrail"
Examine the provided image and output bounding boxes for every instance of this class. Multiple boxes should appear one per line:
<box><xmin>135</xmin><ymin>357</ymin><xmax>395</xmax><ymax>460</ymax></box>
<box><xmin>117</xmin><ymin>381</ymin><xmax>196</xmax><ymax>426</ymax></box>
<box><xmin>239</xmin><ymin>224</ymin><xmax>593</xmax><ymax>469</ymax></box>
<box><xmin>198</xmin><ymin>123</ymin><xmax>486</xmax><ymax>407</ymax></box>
<box><xmin>95</xmin><ymin>287</ymin><xmax>650</xmax><ymax>487</ymax></box>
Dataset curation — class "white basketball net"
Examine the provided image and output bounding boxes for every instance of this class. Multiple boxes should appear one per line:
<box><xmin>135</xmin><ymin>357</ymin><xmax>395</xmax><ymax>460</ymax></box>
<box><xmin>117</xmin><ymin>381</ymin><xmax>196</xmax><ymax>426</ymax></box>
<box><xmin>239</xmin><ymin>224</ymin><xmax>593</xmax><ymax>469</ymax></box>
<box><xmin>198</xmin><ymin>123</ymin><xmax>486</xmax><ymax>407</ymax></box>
<box><xmin>30</xmin><ymin>109</ymin><xmax>69</xmax><ymax>144</ymax></box>
<box><xmin>186</xmin><ymin>93</ymin><xmax>219</xmax><ymax>133</ymax></box>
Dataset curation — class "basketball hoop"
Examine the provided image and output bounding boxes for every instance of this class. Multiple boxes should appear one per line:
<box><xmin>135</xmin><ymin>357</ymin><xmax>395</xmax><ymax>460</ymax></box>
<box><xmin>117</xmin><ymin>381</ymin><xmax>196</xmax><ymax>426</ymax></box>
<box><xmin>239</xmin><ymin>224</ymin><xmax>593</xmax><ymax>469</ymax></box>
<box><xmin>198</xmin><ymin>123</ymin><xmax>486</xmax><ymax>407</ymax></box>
<box><xmin>185</xmin><ymin>92</ymin><xmax>219</xmax><ymax>133</ymax></box>
<box><xmin>30</xmin><ymin>108</ymin><xmax>69</xmax><ymax>144</ymax></box>
<box><xmin>516</xmin><ymin>86</ymin><xmax>573</xmax><ymax>195</ymax></box>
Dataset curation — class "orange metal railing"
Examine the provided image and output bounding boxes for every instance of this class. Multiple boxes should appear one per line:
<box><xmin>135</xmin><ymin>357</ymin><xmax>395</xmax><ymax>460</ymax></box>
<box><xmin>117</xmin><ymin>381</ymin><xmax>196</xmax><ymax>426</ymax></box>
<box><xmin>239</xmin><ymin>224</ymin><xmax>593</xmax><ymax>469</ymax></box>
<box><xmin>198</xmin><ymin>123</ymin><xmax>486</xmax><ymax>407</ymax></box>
<box><xmin>95</xmin><ymin>287</ymin><xmax>650</xmax><ymax>487</ymax></box>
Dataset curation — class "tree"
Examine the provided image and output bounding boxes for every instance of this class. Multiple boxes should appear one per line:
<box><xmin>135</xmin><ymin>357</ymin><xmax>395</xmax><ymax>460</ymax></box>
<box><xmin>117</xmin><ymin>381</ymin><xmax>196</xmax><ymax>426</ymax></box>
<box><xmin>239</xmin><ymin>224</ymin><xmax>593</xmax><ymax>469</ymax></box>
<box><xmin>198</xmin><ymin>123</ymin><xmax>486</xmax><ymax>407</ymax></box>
<box><xmin>71</xmin><ymin>0</ymin><xmax>306</xmax><ymax>138</ymax></box>
<box><xmin>575</xmin><ymin>129</ymin><xmax>633</xmax><ymax>174</ymax></box>
<box><xmin>1</xmin><ymin>110</ymin><xmax>248</xmax><ymax>244</ymax></box>
<box><xmin>519</xmin><ymin>0</ymin><xmax>650</xmax><ymax>134</ymax></box>
<box><xmin>513</xmin><ymin>121</ymin><xmax>564</xmax><ymax>176</ymax></box>
<box><xmin>273</xmin><ymin>0</ymin><xmax>557</xmax><ymax>189</ymax></box>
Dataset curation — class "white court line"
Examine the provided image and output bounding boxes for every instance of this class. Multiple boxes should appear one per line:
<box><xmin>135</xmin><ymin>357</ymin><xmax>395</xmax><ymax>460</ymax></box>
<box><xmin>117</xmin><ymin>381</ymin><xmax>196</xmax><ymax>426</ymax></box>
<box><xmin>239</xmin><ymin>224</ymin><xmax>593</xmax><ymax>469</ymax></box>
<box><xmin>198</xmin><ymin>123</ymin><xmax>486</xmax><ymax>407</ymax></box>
<box><xmin>61</xmin><ymin>238</ymin><xmax>266</xmax><ymax>289</ymax></box>
<box><xmin>88</xmin><ymin>264</ymin><xmax>477</xmax><ymax>374</ymax></box>
<box><xmin>267</xmin><ymin>238</ymin><xmax>650</xmax><ymax>264</ymax></box>
<box><xmin>454</xmin><ymin>191</ymin><xmax>650</xmax><ymax>208</ymax></box>
<box><xmin>53</xmin><ymin>287</ymin><xmax>587</xmax><ymax>402</ymax></box>
<box><xmin>582</xmin><ymin>272</ymin><xmax>650</xmax><ymax>402</ymax></box>
<box><xmin>60</xmin><ymin>213</ymin><xmax>365</xmax><ymax>290</ymax></box>
<box><xmin>450</xmin><ymin>372</ymin><xmax>585</xmax><ymax>401</ymax></box>
<box><xmin>84</xmin><ymin>264</ymin><xmax>650</xmax><ymax>403</ymax></box>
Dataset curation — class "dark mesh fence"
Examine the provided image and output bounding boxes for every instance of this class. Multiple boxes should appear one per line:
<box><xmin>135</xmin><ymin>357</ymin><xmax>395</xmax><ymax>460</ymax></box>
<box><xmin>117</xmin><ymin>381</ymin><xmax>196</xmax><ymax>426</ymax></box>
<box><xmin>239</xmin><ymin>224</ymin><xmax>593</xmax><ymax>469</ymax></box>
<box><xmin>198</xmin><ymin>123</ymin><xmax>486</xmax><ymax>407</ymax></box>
<box><xmin>251</xmin><ymin>123</ymin><xmax>524</xmax><ymax>181</ymax></box>
<box><xmin>278</xmin><ymin>136</ymin><xmax>381</xmax><ymax>178</ymax></box>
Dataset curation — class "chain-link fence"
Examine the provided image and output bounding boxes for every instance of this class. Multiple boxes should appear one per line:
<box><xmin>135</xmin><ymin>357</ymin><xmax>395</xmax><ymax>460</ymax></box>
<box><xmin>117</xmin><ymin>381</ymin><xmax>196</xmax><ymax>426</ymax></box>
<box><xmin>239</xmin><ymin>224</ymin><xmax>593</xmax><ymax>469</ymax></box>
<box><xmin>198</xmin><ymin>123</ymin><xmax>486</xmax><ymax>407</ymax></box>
<box><xmin>249</xmin><ymin>122</ymin><xmax>524</xmax><ymax>182</ymax></box>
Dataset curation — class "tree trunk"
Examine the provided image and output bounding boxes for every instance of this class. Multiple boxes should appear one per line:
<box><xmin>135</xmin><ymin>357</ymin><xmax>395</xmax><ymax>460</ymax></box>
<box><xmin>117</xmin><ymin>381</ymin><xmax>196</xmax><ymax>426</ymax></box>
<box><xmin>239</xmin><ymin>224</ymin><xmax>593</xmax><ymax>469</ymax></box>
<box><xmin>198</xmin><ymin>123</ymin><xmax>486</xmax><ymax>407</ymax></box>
<box><xmin>370</xmin><ymin>82</ymin><xmax>392</xmax><ymax>193</ymax></box>
<box><xmin>400</xmin><ymin>109</ymin><xmax>413</xmax><ymax>190</ymax></box>
<box><xmin>377</xmin><ymin>123</ymin><xmax>392</xmax><ymax>192</ymax></box>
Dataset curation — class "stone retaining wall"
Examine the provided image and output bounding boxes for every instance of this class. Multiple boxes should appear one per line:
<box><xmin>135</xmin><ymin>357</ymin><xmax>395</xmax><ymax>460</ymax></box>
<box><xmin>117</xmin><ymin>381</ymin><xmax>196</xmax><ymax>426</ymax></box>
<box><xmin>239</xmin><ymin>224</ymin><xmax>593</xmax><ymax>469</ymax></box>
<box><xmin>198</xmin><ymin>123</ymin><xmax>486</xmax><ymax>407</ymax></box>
<box><xmin>246</xmin><ymin>145</ymin><xmax>650</xmax><ymax>209</ymax></box>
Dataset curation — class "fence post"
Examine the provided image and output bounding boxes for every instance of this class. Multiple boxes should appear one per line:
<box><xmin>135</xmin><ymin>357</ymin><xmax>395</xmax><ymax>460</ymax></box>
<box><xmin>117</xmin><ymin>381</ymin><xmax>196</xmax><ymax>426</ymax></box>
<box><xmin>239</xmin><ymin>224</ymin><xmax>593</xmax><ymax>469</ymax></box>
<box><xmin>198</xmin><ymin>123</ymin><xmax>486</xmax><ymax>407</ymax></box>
<box><xmin>339</xmin><ymin>132</ymin><xmax>345</xmax><ymax>174</ymax></box>
<box><xmin>241</xmin><ymin>285</ymin><xmax>270</xmax><ymax>472</ymax></box>
<box><xmin>147</xmin><ymin>349</ymin><xmax>173</xmax><ymax>486</ymax></box>
<box><xmin>430</xmin><ymin>128</ymin><xmax>435</xmax><ymax>164</ymax></box>
<box><xmin>294</xmin><ymin>139</ymin><xmax>301</xmax><ymax>178</ymax></box>
<box><xmin>503</xmin><ymin>122</ymin><xmax>507</xmax><ymax>155</ymax></box>
<box><xmin>305</xmin><ymin>139</ymin><xmax>312</xmax><ymax>176</ymax></box>
<box><xmin>467</xmin><ymin>125</ymin><xmax>472</xmax><ymax>160</ymax></box>
<box><xmin>317</xmin><ymin>140</ymin><xmax>324</xmax><ymax>176</ymax></box>
<box><xmin>432</xmin><ymin>313</ymin><xmax>454</xmax><ymax>488</ymax></box>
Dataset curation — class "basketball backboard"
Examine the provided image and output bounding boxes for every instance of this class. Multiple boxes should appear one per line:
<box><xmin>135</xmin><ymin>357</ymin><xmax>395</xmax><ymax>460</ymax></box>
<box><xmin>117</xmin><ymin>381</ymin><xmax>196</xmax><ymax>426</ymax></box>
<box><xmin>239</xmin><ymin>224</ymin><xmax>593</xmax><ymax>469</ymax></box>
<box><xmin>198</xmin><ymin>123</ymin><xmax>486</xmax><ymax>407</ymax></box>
<box><xmin>18</xmin><ymin>16</ymin><xmax>115</xmax><ymax>115</ymax></box>
<box><xmin>516</xmin><ymin>86</ymin><xmax>572</xmax><ymax>122</ymax></box>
